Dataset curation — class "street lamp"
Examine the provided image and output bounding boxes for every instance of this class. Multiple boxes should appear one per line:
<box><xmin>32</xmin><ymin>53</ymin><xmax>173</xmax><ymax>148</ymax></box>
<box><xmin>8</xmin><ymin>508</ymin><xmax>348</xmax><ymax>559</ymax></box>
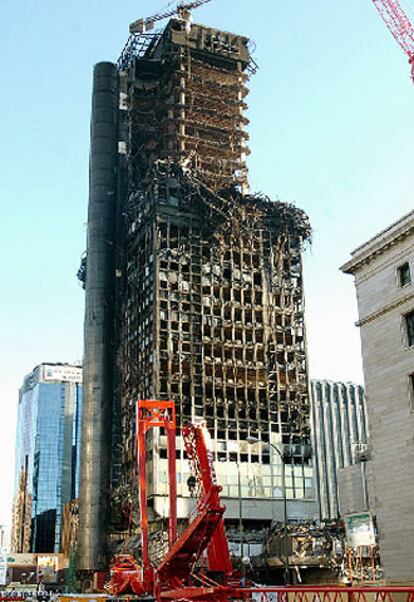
<box><xmin>236</xmin><ymin>456</ymin><xmax>244</xmax><ymax>563</ymax></box>
<box><xmin>246</xmin><ymin>436</ymin><xmax>290</xmax><ymax>585</ymax></box>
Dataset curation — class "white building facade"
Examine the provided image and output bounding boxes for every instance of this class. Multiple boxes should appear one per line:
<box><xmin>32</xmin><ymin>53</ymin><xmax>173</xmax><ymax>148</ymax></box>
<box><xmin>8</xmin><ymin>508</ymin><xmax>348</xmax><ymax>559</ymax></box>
<box><xmin>342</xmin><ymin>210</ymin><xmax>414</xmax><ymax>582</ymax></box>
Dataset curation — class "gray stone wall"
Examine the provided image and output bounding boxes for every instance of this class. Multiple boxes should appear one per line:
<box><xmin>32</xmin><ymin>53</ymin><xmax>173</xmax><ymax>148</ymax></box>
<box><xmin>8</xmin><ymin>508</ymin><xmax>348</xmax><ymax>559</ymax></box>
<box><xmin>344</xmin><ymin>220</ymin><xmax>414</xmax><ymax>581</ymax></box>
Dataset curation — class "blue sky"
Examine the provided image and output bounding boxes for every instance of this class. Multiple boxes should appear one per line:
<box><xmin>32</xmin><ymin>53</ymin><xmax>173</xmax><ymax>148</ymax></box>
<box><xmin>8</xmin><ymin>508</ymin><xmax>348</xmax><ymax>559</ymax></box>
<box><xmin>0</xmin><ymin>0</ymin><xmax>413</xmax><ymax>527</ymax></box>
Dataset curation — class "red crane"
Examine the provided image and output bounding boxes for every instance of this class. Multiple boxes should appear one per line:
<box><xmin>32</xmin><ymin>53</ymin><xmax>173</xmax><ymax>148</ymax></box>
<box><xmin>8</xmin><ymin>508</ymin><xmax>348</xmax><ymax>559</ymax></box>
<box><xmin>371</xmin><ymin>0</ymin><xmax>414</xmax><ymax>79</ymax></box>
<box><xmin>109</xmin><ymin>399</ymin><xmax>233</xmax><ymax>599</ymax></box>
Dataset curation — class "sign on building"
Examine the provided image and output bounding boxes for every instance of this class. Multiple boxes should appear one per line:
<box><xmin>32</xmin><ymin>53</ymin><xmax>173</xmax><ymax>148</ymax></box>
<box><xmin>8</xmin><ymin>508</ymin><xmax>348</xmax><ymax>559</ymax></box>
<box><xmin>41</xmin><ymin>365</ymin><xmax>82</xmax><ymax>384</ymax></box>
<box><xmin>344</xmin><ymin>512</ymin><xmax>376</xmax><ymax>547</ymax></box>
<box><xmin>37</xmin><ymin>556</ymin><xmax>58</xmax><ymax>584</ymax></box>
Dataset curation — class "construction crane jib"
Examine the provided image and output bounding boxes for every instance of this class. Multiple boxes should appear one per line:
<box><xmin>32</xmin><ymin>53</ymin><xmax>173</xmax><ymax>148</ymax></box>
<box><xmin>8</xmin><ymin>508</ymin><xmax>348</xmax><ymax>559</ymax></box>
<box><xmin>130</xmin><ymin>0</ymin><xmax>213</xmax><ymax>34</ymax></box>
<box><xmin>372</xmin><ymin>0</ymin><xmax>414</xmax><ymax>78</ymax></box>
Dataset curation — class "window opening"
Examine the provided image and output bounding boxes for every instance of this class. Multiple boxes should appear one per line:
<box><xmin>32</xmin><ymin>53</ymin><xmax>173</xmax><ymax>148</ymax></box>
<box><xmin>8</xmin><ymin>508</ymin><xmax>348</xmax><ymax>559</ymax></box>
<box><xmin>398</xmin><ymin>263</ymin><xmax>411</xmax><ymax>287</ymax></box>
<box><xmin>405</xmin><ymin>310</ymin><xmax>414</xmax><ymax>347</ymax></box>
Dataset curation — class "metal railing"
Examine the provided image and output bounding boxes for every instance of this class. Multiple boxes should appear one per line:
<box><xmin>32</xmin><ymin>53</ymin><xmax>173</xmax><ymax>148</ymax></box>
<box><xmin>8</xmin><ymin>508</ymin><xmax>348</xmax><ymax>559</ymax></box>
<box><xmin>235</xmin><ymin>587</ymin><xmax>414</xmax><ymax>602</ymax></box>
<box><xmin>2</xmin><ymin>586</ymin><xmax>414</xmax><ymax>602</ymax></box>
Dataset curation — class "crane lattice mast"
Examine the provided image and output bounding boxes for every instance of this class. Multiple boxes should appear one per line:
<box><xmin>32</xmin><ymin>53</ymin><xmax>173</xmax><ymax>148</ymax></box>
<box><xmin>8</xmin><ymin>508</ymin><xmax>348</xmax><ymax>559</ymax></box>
<box><xmin>372</xmin><ymin>0</ymin><xmax>414</xmax><ymax>78</ymax></box>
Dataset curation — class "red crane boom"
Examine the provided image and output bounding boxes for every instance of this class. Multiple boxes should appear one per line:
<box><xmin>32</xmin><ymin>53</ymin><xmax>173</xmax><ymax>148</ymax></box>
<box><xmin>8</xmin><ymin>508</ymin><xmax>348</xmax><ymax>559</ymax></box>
<box><xmin>181</xmin><ymin>423</ymin><xmax>233</xmax><ymax>576</ymax></box>
<box><xmin>372</xmin><ymin>0</ymin><xmax>414</xmax><ymax>77</ymax></box>
<box><xmin>109</xmin><ymin>400</ymin><xmax>233</xmax><ymax>598</ymax></box>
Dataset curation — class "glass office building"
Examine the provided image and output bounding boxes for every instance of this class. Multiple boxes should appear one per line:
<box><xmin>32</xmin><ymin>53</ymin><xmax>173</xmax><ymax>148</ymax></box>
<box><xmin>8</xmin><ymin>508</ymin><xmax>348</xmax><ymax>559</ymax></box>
<box><xmin>11</xmin><ymin>363</ymin><xmax>82</xmax><ymax>553</ymax></box>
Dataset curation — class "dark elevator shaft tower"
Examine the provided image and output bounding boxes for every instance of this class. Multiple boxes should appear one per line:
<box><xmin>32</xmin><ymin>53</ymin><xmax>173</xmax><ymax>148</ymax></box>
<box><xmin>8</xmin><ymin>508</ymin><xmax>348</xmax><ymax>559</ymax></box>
<box><xmin>78</xmin><ymin>62</ymin><xmax>118</xmax><ymax>570</ymax></box>
<box><xmin>79</xmin><ymin>18</ymin><xmax>314</xmax><ymax>572</ymax></box>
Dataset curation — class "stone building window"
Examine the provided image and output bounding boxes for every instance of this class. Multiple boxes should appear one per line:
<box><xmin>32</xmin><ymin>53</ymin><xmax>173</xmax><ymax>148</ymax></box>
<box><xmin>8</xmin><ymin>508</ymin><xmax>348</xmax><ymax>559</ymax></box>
<box><xmin>405</xmin><ymin>310</ymin><xmax>414</xmax><ymax>347</ymax></box>
<box><xmin>409</xmin><ymin>373</ymin><xmax>414</xmax><ymax>410</ymax></box>
<box><xmin>398</xmin><ymin>262</ymin><xmax>411</xmax><ymax>287</ymax></box>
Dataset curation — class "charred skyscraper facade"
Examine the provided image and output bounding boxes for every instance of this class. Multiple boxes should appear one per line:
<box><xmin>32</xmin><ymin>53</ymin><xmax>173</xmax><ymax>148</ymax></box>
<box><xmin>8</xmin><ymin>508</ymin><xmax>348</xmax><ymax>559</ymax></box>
<box><xmin>79</xmin><ymin>17</ymin><xmax>315</xmax><ymax>572</ymax></box>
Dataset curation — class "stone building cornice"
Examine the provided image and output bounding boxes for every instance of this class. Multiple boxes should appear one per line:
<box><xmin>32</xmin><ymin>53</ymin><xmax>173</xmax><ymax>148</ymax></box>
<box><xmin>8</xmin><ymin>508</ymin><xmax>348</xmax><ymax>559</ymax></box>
<box><xmin>355</xmin><ymin>289</ymin><xmax>414</xmax><ymax>327</ymax></box>
<box><xmin>341</xmin><ymin>210</ymin><xmax>414</xmax><ymax>275</ymax></box>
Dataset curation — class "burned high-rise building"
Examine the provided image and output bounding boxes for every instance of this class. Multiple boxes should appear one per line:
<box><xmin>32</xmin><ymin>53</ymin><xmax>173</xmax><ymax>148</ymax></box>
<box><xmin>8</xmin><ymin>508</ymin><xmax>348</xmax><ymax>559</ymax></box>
<box><xmin>78</xmin><ymin>14</ymin><xmax>316</xmax><ymax>572</ymax></box>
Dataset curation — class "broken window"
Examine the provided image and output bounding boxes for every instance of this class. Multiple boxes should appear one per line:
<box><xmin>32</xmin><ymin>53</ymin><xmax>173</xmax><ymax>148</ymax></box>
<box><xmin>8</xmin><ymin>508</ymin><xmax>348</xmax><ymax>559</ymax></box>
<box><xmin>115</xmin><ymin>41</ymin><xmax>313</xmax><ymax>521</ymax></box>
<box><xmin>398</xmin><ymin>262</ymin><xmax>411</xmax><ymax>287</ymax></box>
<box><xmin>405</xmin><ymin>310</ymin><xmax>414</xmax><ymax>347</ymax></box>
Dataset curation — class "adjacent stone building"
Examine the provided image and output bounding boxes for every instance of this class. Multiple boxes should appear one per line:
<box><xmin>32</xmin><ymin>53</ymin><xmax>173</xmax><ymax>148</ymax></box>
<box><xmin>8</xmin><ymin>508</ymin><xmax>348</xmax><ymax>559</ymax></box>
<box><xmin>341</xmin><ymin>209</ymin><xmax>414</xmax><ymax>582</ymax></box>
